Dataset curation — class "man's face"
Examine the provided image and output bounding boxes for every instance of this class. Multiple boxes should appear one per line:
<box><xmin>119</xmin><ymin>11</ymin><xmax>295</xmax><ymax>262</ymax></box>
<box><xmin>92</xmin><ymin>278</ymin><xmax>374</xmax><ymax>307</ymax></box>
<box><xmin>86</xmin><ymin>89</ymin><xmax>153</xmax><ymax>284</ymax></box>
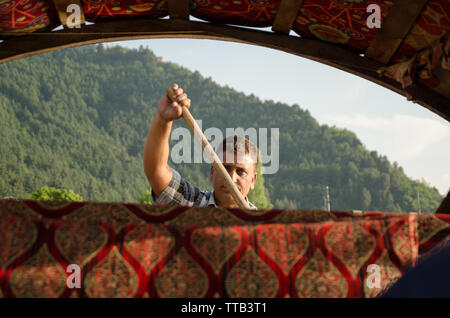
<box><xmin>209</xmin><ymin>150</ymin><xmax>257</xmax><ymax>208</ymax></box>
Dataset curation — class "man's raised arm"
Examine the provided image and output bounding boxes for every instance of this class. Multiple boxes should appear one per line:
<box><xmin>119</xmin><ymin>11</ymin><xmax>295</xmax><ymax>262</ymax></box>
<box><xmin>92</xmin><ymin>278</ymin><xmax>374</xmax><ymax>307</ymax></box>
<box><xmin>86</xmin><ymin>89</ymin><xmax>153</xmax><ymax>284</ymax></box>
<box><xmin>143</xmin><ymin>83</ymin><xmax>191</xmax><ymax>196</ymax></box>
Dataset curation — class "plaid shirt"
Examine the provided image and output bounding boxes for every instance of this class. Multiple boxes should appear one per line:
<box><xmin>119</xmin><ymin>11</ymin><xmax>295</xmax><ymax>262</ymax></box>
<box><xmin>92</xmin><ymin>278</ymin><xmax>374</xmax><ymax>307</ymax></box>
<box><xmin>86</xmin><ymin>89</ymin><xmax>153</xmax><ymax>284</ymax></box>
<box><xmin>151</xmin><ymin>168</ymin><xmax>257</xmax><ymax>210</ymax></box>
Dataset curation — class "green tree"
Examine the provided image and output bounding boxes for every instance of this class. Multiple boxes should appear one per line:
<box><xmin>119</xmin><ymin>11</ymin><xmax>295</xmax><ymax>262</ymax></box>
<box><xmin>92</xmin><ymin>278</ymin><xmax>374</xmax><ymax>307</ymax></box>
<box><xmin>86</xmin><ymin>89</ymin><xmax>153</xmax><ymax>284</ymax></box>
<box><xmin>361</xmin><ymin>187</ymin><xmax>372</xmax><ymax>210</ymax></box>
<box><xmin>139</xmin><ymin>189</ymin><xmax>154</xmax><ymax>204</ymax></box>
<box><xmin>30</xmin><ymin>187</ymin><xmax>83</xmax><ymax>201</ymax></box>
<box><xmin>248</xmin><ymin>153</ymin><xmax>273</xmax><ymax>210</ymax></box>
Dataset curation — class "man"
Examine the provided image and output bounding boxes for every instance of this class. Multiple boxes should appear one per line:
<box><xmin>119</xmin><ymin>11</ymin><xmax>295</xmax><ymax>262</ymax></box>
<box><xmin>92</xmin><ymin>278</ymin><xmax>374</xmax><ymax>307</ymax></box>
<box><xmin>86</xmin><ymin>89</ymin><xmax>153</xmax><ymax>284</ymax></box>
<box><xmin>143</xmin><ymin>83</ymin><xmax>258</xmax><ymax>210</ymax></box>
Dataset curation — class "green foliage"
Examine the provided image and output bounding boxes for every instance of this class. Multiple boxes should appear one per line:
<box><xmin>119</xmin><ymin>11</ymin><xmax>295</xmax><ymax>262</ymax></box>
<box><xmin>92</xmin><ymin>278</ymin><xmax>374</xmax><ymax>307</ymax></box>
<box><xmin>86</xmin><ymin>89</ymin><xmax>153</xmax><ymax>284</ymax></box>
<box><xmin>248</xmin><ymin>153</ymin><xmax>273</xmax><ymax>210</ymax></box>
<box><xmin>0</xmin><ymin>44</ymin><xmax>443</xmax><ymax>212</ymax></box>
<box><xmin>139</xmin><ymin>189</ymin><xmax>154</xmax><ymax>204</ymax></box>
<box><xmin>30</xmin><ymin>186</ymin><xmax>83</xmax><ymax>201</ymax></box>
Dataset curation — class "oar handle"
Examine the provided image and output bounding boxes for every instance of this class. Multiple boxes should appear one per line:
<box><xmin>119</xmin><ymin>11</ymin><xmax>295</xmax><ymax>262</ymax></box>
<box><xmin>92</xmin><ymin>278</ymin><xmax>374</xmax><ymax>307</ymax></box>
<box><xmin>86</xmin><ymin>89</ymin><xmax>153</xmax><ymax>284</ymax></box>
<box><xmin>166</xmin><ymin>87</ymin><xmax>251</xmax><ymax>210</ymax></box>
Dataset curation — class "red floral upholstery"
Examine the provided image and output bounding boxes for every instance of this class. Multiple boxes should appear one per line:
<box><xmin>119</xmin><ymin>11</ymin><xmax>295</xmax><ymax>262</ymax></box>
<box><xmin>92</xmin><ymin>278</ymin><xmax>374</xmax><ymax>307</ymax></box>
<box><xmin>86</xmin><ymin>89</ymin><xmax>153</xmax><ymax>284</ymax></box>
<box><xmin>0</xmin><ymin>0</ymin><xmax>60</xmax><ymax>39</ymax></box>
<box><xmin>1</xmin><ymin>199</ymin><xmax>448</xmax><ymax>298</ymax></box>
<box><xmin>82</xmin><ymin>0</ymin><xmax>168</xmax><ymax>22</ymax></box>
<box><xmin>292</xmin><ymin>0</ymin><xmax>394</xmax><ymax>53</ymax></box>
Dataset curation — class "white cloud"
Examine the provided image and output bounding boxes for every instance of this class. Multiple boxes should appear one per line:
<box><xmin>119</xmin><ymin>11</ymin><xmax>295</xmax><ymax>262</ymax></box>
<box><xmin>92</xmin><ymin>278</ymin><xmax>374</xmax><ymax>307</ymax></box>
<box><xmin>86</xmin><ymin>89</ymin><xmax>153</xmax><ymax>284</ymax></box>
<box><xmin>183</xmin><ymin>48</ymin><xmax>196</xmax><ymax>58</ymax></box>
<box><xmin>340</xmin><ymin>78</ymin><xmax>368</xmax><ymax>102</ymax></box>
<box><xmin>324</xmin><ymin>113</ymin><xmax>450</xmax><ymax>195</ymax></box>
<box><xmin>437</xmin><ymin>173</ymin><xmax>450</xmax><ymax>195</ymax></box>
<box><xmin>327</xmin><ymin>114</ymin><xmax>450</xmax><ymax>158</ymax></box>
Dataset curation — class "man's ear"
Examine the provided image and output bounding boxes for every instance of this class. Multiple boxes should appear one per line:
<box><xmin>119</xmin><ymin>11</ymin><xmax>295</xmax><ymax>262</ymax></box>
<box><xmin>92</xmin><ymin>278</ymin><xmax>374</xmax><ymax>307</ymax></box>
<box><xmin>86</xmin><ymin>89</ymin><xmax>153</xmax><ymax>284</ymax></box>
<box><xmin>250</xmin><ymin>172</ymin><xmax>257</xmax><ymax>190</ymax></box>
<box><xmin>209</xmin><ymin>165</ymin><xmax>214</xmax><ymax>181</ymax></box>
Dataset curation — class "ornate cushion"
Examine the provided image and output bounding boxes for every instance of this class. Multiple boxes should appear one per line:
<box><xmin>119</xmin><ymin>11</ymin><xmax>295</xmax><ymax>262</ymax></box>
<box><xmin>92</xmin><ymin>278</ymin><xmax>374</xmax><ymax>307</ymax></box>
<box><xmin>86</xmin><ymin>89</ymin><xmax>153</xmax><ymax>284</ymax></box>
<box><xmin>292</xmin><ymin>0</ymin><xmax>394</xmax><ymax>54</ymax></box>
<box><xmin>0</xmin><ymin>0</ymin><xmax>60</xmax><ymax>39</ymax></box>
<box><xmin>190</xmin><ymin>0</ymin><xmax>282</xmax><ymax>27</ymax></box>
<box><xmin>391</xmin><ymin>0</ymin><xmax>450</xmax><ymax>63</ymax></box>
<box><xmin>82</xmin><ymin>0</ymin><xmax>168</xmax><ymax>22</ymax></box>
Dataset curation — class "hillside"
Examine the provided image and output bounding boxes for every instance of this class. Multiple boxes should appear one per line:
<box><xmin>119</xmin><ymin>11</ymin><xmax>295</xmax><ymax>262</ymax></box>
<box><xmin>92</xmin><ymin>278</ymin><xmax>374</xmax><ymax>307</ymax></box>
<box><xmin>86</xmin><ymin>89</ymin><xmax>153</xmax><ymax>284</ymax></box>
<box><xmin>0</xmin><ymin>44</ymin><xmax>443</xmax><ymax>212</ymax></box>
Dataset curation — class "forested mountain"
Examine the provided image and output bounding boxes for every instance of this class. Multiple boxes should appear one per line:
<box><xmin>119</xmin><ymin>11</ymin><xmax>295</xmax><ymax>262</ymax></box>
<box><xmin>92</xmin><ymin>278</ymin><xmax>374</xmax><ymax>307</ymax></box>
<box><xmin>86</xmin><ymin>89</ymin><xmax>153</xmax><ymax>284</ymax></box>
<box><xmin>0</xmin><ymin>44</ymin><xmax>443</xmax><ymax>212</ymax></box>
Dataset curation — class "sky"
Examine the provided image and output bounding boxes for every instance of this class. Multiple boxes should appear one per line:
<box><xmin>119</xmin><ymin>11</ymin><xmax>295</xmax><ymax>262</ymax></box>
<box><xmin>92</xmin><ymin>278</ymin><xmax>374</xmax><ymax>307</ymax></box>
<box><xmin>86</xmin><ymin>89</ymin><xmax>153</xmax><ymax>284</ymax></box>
<box><xmin>99</xmin><ymin>36</ymin><xmax>450</xmax><ymax>196</ymax></box>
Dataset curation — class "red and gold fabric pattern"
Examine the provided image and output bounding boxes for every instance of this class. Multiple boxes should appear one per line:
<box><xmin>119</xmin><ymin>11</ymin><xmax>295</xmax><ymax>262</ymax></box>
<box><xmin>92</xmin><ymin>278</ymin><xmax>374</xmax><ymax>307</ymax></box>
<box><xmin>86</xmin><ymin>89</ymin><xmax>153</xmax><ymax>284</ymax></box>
<box><xmin>82</xmin><ymin>0</ymin><xmax>168</xmax><ymax>22</ymax></box>
<box><xmin>190</xmin><ymin>0</ymin><xmax>281</xmax><ymax>27</ymax></box>
<box><xmin>292</xmin><ymin>0</ymin><xmax>394</xmax><ymax>53</ymax></box>
<box><xmin>0</xmin><ymin>0</ymin><xmax>59</xmax><ymax>38</ymax></box>
<box><xmin>378</xmin><ymin>32</ymin><xmax>450</xmax><ymax>99</ymax></box>
<box><xmin>391</xmin><ymin>0</ymin><xmax>450</xmax><ymax>63</ymax></box>
<box><xmin>1</xmin><ymin>199</ymin><xmax>448</xmax><ymax>298</ymax></box>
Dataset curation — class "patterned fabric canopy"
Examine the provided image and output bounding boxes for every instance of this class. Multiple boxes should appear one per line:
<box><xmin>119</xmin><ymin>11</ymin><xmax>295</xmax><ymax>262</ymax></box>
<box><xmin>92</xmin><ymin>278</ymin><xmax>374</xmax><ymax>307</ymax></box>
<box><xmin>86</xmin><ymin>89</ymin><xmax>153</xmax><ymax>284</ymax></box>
<box><xmin>191</xmin><ymin>0</ymin><xmax>282</xmax><ymax>27</ymax></box>
<box><xmin>0</xmin><ymin>0</ymin><xmax>59</xmax><ymax>36</ymax></box>
<box><xmin>1</xmin><ymin>199</ymin><xmax>449</xmax><ymax>298</ymax></box>
<box><xmin>1</xmin><ymin>0</ymin><xmax>448</xmax><ymax>60</ymax></box>
<box><xmin>0</xmin><ymin>0</ymin><xmax>449</xmax><ymax>114</ymax></box>
<box><xmin>392</xmin><ymin>0</ymin><xmax>450</xmax><ymax>63</ymax></box>
<box><xmin>378</xmin><ymin>32</ymin><xmax>450</xmax><ymax>100</ymax></box>
<box><xmin>291</xmin><ymin>0</ymin><xmax>394</xmax><ymax>53</ymax></box>
<box><xmin>82</xmin><ymin>0</ymin><xmax>168</xmax><ymax>22</ymax></box>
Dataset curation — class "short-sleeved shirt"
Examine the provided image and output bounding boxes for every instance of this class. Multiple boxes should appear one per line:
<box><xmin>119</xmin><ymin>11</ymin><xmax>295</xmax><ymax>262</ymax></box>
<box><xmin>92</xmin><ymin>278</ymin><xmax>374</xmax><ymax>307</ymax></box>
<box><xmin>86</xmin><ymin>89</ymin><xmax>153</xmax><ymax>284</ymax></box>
<box><xmin>151</xmin><ymin>168</ymin><xmax>257</xmax><ymax>210</ymax></box>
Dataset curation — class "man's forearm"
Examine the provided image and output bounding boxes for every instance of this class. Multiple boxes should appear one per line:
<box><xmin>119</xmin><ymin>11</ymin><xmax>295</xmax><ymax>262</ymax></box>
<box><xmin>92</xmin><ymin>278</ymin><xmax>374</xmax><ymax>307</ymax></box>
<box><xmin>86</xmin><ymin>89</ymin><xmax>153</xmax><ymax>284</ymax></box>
<box><xmin>144</xmin><ymin>84</ymin><xmax>189</xmax><ymax>194</ymax></box>
<box><xmin>144</xmin><ymin>113</ymin><xmax>172</xmax><ymax>183</ymax></box>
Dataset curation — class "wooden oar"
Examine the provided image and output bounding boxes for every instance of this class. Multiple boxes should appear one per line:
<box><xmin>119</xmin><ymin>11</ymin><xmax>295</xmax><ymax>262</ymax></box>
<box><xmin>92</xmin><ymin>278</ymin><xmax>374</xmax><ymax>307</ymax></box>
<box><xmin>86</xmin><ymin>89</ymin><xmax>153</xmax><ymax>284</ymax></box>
<box><xmin>166</xmin><ymin>87</ymin><xmax>251</xmax><ymax>210</ymax></box>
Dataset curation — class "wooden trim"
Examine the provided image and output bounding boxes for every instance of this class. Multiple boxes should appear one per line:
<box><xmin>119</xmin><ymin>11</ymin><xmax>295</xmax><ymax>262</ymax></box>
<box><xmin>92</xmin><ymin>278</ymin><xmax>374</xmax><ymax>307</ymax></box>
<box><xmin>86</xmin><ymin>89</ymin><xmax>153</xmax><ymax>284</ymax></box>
<box><xmin>168</xmin><ymin>0</ymin><xmax>190</xmax><ymax>20</ymax></box>
<box><xmin>365</xmin><ymin>0</ymin><xmax>428</xmax><ymax>64</ymax></box>
<box><xmin>51</xmin><ymin>0</ymin><xmax>85</xmax><ymax>27</ymax></box>
<box><xmin>272</xmin><ymin>0</ymin><xmax>304</xmax><ymax>34</ymax></box>
<box><xmin>0</xmin><ymin>19</ymin><xmax>448</xmax><ymax>121</ymax></box>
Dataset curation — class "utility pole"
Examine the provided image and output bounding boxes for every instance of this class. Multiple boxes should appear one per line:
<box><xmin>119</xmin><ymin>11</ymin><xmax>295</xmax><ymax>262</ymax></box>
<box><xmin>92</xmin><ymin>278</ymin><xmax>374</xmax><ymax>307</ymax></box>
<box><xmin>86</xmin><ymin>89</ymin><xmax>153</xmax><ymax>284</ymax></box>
<box><xmin>417</xmin><ymin>191</ymin><xmax>422</xmax><ymax>214</ymax></box>
<box><xmin>325</xmin><ymin>186</ymin><xmax>331</xmax><ymax>212</ymax></box>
